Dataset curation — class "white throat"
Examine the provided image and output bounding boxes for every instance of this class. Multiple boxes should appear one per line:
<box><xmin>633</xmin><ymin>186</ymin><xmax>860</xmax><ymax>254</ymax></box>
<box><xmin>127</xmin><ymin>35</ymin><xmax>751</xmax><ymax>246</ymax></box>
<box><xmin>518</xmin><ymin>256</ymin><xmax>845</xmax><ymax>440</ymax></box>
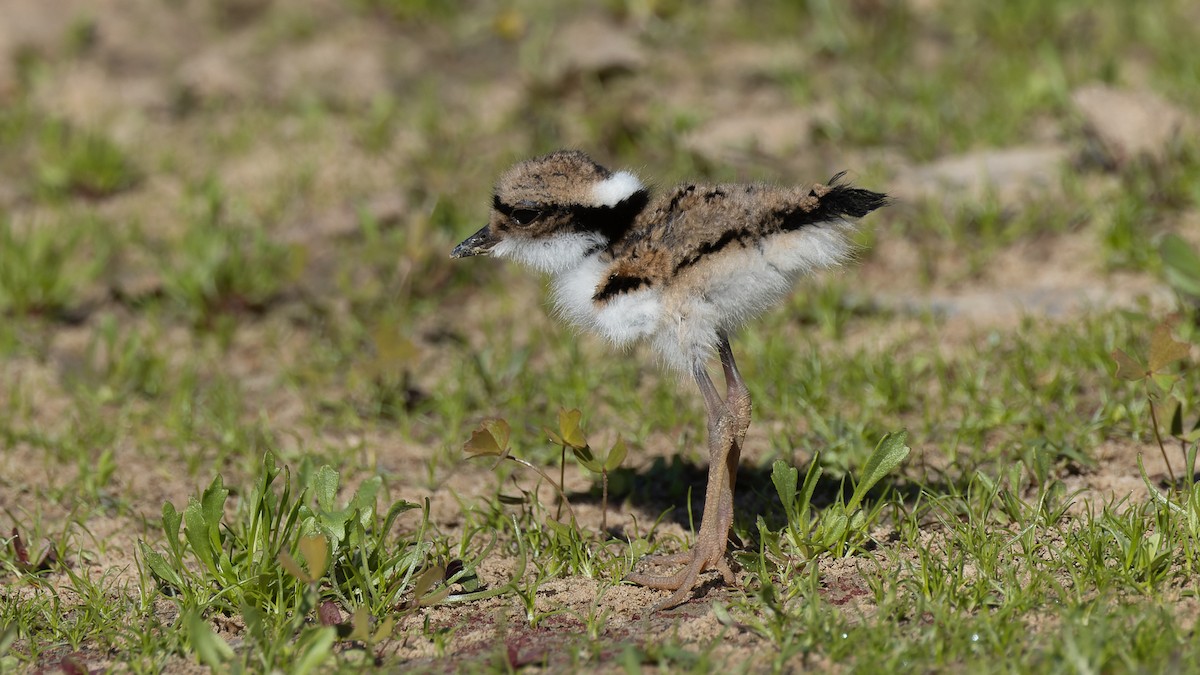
<box><xmin>491</xmin><ymin>231</ymin><xmax>606</xmax><ymax>275</ymax></box>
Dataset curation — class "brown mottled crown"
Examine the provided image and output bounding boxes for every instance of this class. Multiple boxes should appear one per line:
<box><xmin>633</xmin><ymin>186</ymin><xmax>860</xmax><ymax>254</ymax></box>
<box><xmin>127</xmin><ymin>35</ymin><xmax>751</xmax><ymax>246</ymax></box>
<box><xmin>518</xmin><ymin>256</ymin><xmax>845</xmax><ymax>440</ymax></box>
<box><xmin>488</xmin><ymin>151</ymin><xmax>610</xmax><ymax>237</ymax></box>
<box><xmin>496</xmin><ymin>151</ymin><xmax>612</xmax><ymax>206</ymax></box>
<box><xmin>487</xmin><ymin>150</ymin><xmax>648</xmax><ymax>243</ymax></box>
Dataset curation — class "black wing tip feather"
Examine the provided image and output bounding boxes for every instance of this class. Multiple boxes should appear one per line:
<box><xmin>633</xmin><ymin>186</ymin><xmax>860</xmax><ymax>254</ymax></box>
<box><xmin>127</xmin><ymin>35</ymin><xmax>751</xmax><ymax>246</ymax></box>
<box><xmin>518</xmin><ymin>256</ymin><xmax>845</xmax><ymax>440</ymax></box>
<box><xmin>781</xmin><ymin>177</ymin><xmax>889</xmax><ymax>232</ymax></box>
<box><xmin>825</xmin><ymin>176</ymin><xmax>890</xmax><ymax>219</ymax></box>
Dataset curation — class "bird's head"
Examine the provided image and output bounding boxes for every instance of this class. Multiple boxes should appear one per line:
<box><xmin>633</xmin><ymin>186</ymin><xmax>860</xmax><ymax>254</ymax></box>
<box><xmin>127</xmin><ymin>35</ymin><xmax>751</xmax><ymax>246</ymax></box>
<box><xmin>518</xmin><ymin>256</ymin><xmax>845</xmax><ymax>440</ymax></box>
<box><xmin>451</xmin><ymin>150</ymin><xmax>647</xmax><ymax>274</ymax></box>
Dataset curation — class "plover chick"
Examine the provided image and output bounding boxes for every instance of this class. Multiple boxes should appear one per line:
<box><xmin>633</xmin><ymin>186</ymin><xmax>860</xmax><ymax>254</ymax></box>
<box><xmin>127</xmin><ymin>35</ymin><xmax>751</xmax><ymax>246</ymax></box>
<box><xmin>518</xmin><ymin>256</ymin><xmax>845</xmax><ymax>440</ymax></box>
<box><xmin>452</xmin><ymin>150</ymin><xmax>888</xmax><ymax>608</ymax></box>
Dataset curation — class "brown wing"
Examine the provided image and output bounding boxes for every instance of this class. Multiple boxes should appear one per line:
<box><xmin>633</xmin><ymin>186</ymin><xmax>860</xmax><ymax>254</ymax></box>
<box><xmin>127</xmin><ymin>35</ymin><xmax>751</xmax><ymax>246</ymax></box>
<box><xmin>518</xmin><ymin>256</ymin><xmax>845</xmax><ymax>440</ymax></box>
<box><xmin>593</xmin><ymin>180</ymin><xmax>886</xmax><ymax>302</ymax></box>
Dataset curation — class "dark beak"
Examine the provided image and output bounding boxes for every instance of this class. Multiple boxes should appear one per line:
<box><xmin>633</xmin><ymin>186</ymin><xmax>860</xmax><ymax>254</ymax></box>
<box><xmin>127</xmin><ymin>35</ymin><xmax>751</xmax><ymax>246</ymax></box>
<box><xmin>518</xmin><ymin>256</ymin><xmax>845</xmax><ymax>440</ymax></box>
<box><xmin>451</xmin><ymin>225</ymin><xmax>498</xmax><ymax>259</ymax></box>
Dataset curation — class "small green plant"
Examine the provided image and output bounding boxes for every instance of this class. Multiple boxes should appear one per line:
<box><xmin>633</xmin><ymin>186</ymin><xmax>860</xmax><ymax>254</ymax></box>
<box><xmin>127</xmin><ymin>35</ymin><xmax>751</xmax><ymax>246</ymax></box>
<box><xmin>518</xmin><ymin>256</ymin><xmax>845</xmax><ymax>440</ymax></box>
<box><xmin>509</xmin><ymin>521</ymin><xmax>557</xmax><ymax>628</ymax></box>
<box><xmin>544</xmin><ymin>408</ymin><xmax>627</xmax><ymax>532</ymax></box>
<box><xmin>464</xmin><ymin>415</ymin><xmax>640</xmax><ymax>583</ymax></box>
<box><xmin>464</xmin><ymin>417</ymin><xmax>578</xmax><ymax>526</ymax></box>
<box><xmin>138</xmin><ymin>454</ymin><xmax>431</xmax><ymax>669</ymax></box>
<box><xmin>764</xmin><ymin>430</ymin><xmax>910</xmax><ymax>562</ymax></box>
<box><xmin>570</xmin><ymin>439</ymin><xmax>627</xmax><ymax>534</ymax></box>
<box><xmin>577</xmin><ymin>596</ymin><xmax>614</xmax><ymax>644</ymax></box>
<box><xmin>1112</xmin><ymin>319</ymin><xmax>1196</xmax><ymax>484</ymax></box>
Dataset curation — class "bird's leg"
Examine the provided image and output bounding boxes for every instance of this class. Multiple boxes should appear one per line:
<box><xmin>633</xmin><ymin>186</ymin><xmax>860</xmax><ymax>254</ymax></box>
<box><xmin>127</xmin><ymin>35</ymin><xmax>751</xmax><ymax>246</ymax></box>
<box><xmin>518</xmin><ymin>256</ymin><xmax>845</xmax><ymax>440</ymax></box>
<box><xmin>709</xmin><ymin>334</ymin><xmax>750</xmax><ymax>580</ymax></box>
<box><xmin>627</xmin><ymin>336</ymin><xmax>748</xmax><ymax>608</ymax></box>
<box><xmin>718</xmin><ymin>334</ymin><xmax>752</xmax><ymax>446</ymax></box>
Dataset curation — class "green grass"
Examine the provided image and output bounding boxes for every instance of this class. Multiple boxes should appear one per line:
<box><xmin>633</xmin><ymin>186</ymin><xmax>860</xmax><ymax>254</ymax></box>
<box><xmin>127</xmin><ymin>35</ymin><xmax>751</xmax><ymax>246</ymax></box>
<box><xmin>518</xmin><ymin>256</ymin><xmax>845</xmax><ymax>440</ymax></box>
<box><xmin>0</xmin><ymin>215</ymin><xmax>111</xmax><ymax>317</ymax></box>
<box><xmin>0</xmin><ymin>106</ymin><xmax>140</xmax><ymax>202</ymax></box>
<box><xmin>2</xmin><ymin>0</ymin><xmax>1200</xmax><ymax>671</ymax></box>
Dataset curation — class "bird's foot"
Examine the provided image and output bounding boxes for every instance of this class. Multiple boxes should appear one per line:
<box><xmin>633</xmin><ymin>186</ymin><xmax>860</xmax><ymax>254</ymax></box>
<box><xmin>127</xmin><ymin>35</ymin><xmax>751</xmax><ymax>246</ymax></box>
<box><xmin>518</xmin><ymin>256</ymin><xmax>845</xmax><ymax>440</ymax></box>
<box><xmin>626</xmin><ymin>534</ymin><xmax>735</xmax><ymax>610</ymax></box>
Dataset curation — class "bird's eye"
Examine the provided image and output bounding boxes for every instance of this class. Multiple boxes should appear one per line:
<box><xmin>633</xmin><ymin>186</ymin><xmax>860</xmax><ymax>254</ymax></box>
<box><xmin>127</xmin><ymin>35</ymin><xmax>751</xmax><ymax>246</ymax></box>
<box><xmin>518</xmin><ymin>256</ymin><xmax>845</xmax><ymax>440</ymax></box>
<box><xmin>511</xmin><ymin>209</ymin><xmax>541</xmax><ymax>226</ymax></box>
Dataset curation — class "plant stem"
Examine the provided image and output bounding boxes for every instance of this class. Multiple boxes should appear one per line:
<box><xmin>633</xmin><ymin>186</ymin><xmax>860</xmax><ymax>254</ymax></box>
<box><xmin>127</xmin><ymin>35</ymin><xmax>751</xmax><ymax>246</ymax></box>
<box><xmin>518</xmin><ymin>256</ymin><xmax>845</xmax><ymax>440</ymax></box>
<box><xmin>1147</xmin><ymin>385</ymin><xmax>1178</xmax><ymax>486</ymax></box>
<box><xmin>503</xmin><ymin>455</ymin><xmax>579</xmax><ymax>527</ymax></box>
<box><xmin>600</xmin><ymin>470</ymin><xmax>608</xmax><ymax>535</ymax></box>
<box><xmin>556</xmin><ymin>445</ymin><xmax>565</xmax><ymax>520</ymax></box>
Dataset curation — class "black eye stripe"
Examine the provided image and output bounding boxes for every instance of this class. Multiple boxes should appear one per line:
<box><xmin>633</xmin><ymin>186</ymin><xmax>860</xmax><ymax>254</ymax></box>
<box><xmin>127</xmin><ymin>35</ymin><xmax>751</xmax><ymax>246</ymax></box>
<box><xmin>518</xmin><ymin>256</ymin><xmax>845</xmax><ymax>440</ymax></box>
<box><xmin>493</xmin><ymin>197</ymin><xmax>541</xmax><ymax>221</ymax></box>
<box><xmin>493</xmin><ymin>195</ymin><xmax>554</xmax><ymax>226</ymax></box>
<box><xmin>511</xmin><ymin>208</ymin><xmax>541</xmax><ymax>225</ymax></box>
<box><xmin>492</xmin><ymin>195</ymin><xmax>514</xmax><ymax>217</ymax></box>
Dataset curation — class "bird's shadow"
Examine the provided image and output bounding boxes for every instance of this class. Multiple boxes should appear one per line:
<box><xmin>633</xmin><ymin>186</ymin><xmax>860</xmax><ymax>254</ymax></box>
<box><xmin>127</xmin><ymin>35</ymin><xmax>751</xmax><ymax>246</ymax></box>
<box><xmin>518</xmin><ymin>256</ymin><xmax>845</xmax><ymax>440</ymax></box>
<box><xmin>565</xmin><ymin>453</ymin><xmax>925</xmax><ymax>547</ymax></box>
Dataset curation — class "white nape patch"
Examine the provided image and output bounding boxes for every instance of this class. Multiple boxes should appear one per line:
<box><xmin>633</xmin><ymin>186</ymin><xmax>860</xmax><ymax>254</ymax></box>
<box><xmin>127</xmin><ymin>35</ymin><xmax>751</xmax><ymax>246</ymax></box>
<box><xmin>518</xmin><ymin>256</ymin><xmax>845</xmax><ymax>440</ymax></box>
<box><xmin>492</xmin><ymin>231</ymin><xmax>606</xmax><ymax>274</ymax></box>
<box><xmin>591</xmin><ymin>171</ymin><xmax>643</xmax><ymax>207</ymax></box>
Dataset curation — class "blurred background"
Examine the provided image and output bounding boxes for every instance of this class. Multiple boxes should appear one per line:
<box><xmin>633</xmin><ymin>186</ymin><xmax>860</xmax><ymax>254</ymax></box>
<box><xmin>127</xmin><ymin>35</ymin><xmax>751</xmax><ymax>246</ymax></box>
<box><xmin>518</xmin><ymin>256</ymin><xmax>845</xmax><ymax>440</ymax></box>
<box><xmin>2</xmin><ymin>0</ymin><xmax>1197</xmax><ymax>331</ymax></box>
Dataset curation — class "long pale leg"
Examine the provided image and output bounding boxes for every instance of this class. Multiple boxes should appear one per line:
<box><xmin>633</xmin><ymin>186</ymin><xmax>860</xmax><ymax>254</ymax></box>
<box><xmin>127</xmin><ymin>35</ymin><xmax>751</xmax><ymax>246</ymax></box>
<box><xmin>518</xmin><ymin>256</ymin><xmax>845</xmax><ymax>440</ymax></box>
<box><xmin>627</xmin><ymin>334</ymin><xmax>752</xmax><ymax>609</ymax></box>
<box><xmin>715</xmin><ymin>335</ymin><xmax>751</xmax><ymax>559</ymax></box>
